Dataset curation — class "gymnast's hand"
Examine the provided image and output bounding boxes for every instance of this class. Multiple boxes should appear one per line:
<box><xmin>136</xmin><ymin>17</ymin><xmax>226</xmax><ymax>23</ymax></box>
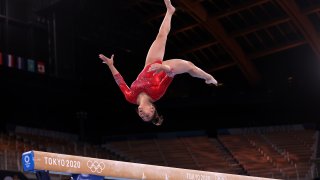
<box><xmin>148</xmin><ymin>63</ymin><xmax>171</xmax><ymax>75</ymax></box>
<box><xmin>99</xmin><ymin>54</ymin><xmax>114</xmax><ymax>66</ymax></box>
<box><xmin>148</xmin><ymin>63</ymin><xmax>163</xmax><ymax>74</ymax></box>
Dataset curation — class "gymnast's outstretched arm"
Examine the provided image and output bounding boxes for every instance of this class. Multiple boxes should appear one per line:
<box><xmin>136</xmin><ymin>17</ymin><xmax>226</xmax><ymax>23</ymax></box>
<box><xmin>99</xmin><ymin>54</ymin><xmax>133</xmax><ymax>101</ymax></box>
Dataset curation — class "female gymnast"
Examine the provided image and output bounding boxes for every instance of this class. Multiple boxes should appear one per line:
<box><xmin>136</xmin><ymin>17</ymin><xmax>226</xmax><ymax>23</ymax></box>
<box><xmin>99</xmin><ymin>0</ymin><xmax>218</xmax><ymax>126</ymax></box>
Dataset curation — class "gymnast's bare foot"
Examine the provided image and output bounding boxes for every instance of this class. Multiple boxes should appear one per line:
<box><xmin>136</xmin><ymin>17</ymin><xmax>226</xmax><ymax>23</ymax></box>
<box><xmin>164</xmin><ymin>0</ymin><xmax>175</xmax><ymax>14</ymax></box>
<box><xmin>205</xmin><ymin>76</ymin><xmax>218</xmax><ymax>86</ymax></box>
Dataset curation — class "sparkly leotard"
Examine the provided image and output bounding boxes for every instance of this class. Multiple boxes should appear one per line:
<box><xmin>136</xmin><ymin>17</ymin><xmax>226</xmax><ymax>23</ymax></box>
<box><xmin>113</xmin><ymin>60</ymin><xmax>174</xmax><ymax>104</ymax></box>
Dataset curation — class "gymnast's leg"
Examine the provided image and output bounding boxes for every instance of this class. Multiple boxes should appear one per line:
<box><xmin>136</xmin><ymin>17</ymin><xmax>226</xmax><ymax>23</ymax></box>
<box><xmin>144</xmin><ymin>0</ymin><xmax>175</xmax><ymax>67</ymax></box>
<box><xmin>163</xmin><ymin>59</ymin><xmax>218</xmax><ymax>85</ymax></box>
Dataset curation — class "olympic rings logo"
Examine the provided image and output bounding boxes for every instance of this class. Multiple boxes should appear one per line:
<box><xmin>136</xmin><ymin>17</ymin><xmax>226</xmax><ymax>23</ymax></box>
<box><xmin>87</xmin><ymin>160</ymin><xmax>105</xmax><ymax>173</ymax></box>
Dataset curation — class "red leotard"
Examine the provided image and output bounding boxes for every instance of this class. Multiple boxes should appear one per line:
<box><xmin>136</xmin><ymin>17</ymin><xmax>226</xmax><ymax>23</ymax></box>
<box><xmin>113</xmin><ymin>60</ymin><xmax>174</xmax><ymax>104</ymax></box>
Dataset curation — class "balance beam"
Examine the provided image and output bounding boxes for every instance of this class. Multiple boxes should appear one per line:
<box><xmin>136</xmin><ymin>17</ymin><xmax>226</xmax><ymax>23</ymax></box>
<box><xmin>22</xmin><ymin>150</ymin><xmax>277</xmax><ymax>180</ymax></box>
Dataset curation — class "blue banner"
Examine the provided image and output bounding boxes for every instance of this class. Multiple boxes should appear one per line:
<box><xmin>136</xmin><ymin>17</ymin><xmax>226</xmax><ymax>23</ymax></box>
<box><xmin>22</xmin><ymin>151</ymin><xmax>35</xmax><ymax>172</ymax></box>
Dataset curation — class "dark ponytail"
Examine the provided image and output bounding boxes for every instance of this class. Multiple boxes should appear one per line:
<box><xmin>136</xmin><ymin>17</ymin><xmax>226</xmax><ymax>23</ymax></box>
<box><xmin>151</xmin><ymin>109</ymin><xmax>164</xmax><ymax>126</ymax></box>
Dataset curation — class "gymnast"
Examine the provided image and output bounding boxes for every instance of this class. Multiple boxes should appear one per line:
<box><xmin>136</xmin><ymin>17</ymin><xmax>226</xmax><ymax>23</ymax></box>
<box><xmin>99</xmin><ymin>0</ymin><xmax>218</xmax><ymax>126</ymax></box>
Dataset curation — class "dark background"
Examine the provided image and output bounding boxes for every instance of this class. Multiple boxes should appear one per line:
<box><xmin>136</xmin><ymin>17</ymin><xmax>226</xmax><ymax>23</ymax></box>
<box><xmin>1</xmin><ymin>0</ymin><xmax>320</xmax><ymax>143</ymax></box>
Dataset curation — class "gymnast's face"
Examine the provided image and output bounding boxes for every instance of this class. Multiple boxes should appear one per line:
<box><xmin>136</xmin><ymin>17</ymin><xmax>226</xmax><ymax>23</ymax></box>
<box><xmin>137</xmin><ymin>104</ymin><xmax>155</xmax><ymax>122</ymax></box>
